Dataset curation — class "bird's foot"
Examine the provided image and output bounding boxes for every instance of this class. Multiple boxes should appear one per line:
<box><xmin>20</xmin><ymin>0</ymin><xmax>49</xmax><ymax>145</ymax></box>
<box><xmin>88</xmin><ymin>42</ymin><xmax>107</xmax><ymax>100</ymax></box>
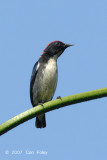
<box><xmin>56</xmin><ymin>96</ymin><xmax>62</xmax><ymax>109</ymax></box>
<box><xmin>56</xmin><ymin>96</ymin><xmax>62</xmax><ymax>99</ymax></box>
<box><xmin>38</xmin><ymin>103</ymin><xmax>44</xmax><ymax>107</ymax></box>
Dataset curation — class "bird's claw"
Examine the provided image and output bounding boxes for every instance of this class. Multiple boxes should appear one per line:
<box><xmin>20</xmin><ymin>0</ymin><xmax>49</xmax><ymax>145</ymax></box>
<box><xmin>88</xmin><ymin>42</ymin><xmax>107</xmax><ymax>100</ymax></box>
<box><xmin>56</xmin><ymin>96</ymin><xmax>61</xmax><ymax>99</ymax></box>
<box><xmin>38</xmin><ymin>103</ymin><xmax>44</xmax><ymax>107</ymax></box>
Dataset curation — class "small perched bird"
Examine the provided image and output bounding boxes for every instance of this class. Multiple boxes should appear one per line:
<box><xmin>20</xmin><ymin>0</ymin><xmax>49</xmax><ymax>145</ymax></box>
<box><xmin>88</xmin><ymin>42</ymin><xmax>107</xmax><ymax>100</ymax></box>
<box><xmin>30</xmin><ymin>41</ymin><xmax>73</xmax><ymax>128</ymax></box>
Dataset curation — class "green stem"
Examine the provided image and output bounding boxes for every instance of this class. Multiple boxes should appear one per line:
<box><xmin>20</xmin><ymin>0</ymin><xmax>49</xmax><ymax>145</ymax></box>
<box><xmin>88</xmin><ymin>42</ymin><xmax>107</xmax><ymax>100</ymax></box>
<box><xmin>0</xmin><ymin>87</ymin><xmax>107</xmax><ymax>136</ymax></box>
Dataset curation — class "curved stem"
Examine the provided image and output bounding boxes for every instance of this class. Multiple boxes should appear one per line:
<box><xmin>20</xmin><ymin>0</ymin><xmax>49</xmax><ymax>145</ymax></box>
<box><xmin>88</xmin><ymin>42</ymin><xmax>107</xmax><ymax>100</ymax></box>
<box><xmin>0</xmin><ymin>87</ymin><xmax>107</xmax><ymax>136</ymax></box>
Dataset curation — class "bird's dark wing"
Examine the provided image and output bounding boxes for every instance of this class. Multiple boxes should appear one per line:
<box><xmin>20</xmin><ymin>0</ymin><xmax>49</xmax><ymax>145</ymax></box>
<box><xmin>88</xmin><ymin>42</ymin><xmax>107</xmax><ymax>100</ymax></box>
<box><xmin>30</xmin><ymin>61</ymin><xmax>39</xmax><ymax>106</ymax></box>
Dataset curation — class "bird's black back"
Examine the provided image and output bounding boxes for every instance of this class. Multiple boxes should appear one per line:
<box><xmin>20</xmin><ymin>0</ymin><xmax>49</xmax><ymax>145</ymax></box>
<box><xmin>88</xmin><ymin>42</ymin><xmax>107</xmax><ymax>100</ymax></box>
<box><xmin>30</xmin><ymin>61</ymin><xmax>38</xmax><ymax>106</ymax></box>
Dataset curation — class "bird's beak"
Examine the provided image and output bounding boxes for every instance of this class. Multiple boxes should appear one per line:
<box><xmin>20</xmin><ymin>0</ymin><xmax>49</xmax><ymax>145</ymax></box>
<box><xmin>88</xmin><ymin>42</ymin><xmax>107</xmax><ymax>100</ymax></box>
<box><xmin>65</xmin><ymin>44</ymin><xmax>74</xmax><ymax>47</ymax></box>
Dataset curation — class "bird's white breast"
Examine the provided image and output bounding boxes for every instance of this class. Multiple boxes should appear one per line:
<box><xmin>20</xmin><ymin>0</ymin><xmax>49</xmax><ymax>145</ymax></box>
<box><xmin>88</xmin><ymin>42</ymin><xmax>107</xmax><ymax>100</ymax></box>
<box><xmin>41</xmin><ymin>58</ymin><xmax>58</xmax><ymax>101</ymax></box>
<box><xmin>44</xmin><ymin>58</ymin><xmax>57</xmax><ymax>77</ymax></box>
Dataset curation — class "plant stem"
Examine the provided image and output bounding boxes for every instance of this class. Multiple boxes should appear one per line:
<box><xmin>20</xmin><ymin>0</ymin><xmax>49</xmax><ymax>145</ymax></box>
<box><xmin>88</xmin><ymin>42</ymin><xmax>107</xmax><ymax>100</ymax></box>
<box><xmin>0</xmin><ymin>87</ymin><xmax>107</xmax><ymax>136</ymax></box>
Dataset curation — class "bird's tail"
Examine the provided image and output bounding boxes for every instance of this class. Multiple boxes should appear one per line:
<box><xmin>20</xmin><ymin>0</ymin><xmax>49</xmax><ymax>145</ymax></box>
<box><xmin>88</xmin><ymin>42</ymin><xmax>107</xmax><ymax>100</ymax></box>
<box><xmin>36</xmin><ymin>114</ymin><xmax>46</xmax><ymax>128</ymax></box>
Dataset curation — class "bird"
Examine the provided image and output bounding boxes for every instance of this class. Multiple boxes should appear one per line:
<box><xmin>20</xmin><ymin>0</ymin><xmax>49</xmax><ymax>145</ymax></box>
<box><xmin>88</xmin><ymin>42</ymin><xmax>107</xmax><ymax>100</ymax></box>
<box><xmin>30</xmin><ymin>41</ymin><xmax>73</xmax><ymax>128</ymax></box>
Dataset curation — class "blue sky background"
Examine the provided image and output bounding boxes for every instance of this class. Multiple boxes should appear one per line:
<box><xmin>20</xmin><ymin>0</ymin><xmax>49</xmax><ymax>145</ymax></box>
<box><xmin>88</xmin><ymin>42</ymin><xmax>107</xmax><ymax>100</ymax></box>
<box><xmin>0</xmin><ymin>0</ymin><xmax>107</xmax><ymax>159</ymax></box>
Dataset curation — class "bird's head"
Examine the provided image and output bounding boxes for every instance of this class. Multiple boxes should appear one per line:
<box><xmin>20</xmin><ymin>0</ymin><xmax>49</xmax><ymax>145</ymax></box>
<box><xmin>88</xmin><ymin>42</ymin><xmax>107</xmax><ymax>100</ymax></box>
<box><xmin>42</xmin><ymin>41</ymin><xmax>74</xmax><ymax>59</ymax></box>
